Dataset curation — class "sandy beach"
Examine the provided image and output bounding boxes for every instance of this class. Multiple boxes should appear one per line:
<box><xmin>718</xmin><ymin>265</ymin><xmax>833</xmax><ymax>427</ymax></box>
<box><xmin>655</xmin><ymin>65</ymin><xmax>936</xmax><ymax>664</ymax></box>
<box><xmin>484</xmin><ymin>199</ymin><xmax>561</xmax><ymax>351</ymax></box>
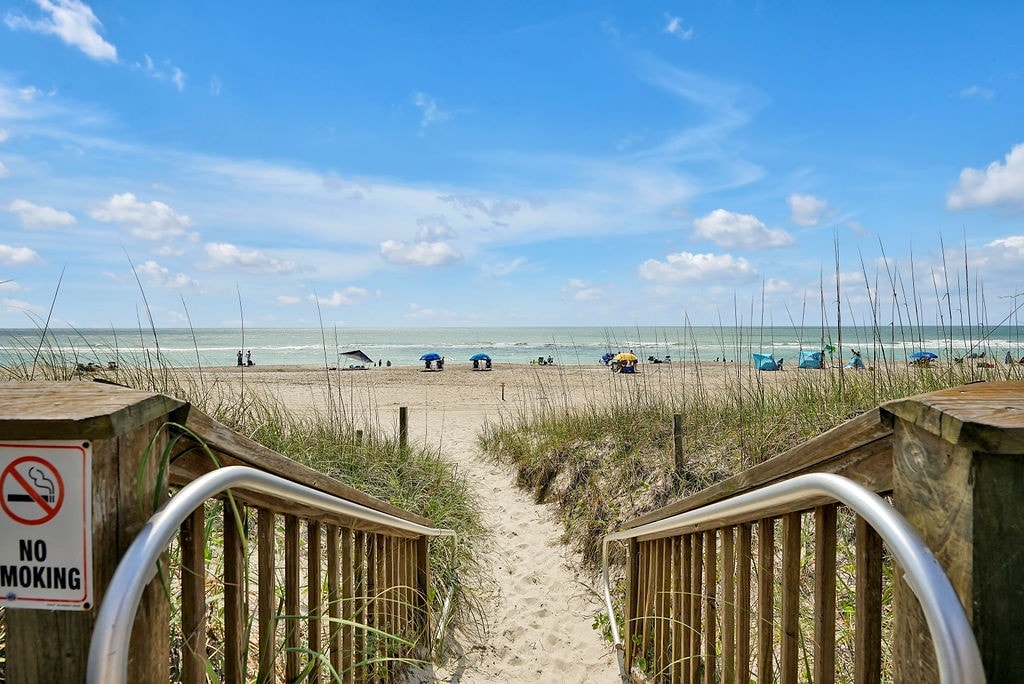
<box><xmin>189</xmin><ymin>360</ymin><xmax>785</xmax><ymax>682</ymax></box>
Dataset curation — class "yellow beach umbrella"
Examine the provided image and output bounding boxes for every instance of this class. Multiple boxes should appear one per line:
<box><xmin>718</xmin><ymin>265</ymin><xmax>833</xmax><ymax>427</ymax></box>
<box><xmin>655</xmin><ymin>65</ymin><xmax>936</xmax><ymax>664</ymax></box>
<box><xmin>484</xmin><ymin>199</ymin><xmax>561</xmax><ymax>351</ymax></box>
<box><xmin>614</xmin><ymin>352</ymin><xmax>638</xmax><ymax>362</ymax></box>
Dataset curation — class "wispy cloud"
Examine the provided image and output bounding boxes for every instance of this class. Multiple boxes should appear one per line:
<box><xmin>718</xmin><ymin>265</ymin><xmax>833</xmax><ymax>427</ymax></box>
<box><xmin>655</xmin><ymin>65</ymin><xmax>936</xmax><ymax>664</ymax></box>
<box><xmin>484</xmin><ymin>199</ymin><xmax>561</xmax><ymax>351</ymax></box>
<box><xmin>134</xmin><ymin>54</ymin><xmax>187</xmax><ymax>91</ymax></box>
<box><xmin>209</xmin><ymin>75</ymin><xmax>222</xmax><ymax>96</ymax></box>
<box><xmin>959</xmin><ymin>84</ymin><xmax>994</xmax><ymax>100</ymax></box>
<box><xmin>204</xmin><ymin>243</ymin><xmax>303</xmax><ymax>275</ymax></box>
<box><xmin>413</xmin><ymin>91</ymin><xmax>451</xmax><ymax>128</ymax></box>
<box><xmin>90</xmin><ymin>192</ymin><xmax>193</xmax><ymax>240</ymax></box>
<box><xmin>663</xmin><ymin>14</ymin><xmax>694</xmax><ymax>41</ymax></box>
<box><xmin>308</xmin><ymin>287</ymin><xmax>368</xmax><ymax>307</ymax></box>
<box><xmin>0</xmin><ymin>244</ymin><xmax>42</xmax><ymax>265</ymax></box>
<box><xmin>379</xmin><ymin>239</ymin><xmax>462</xmax><ymax>267</ymax></box>
<box><xmin>6</xmin><ymin>198</ymin><xmax>76</xmax><ymax>228</ymax></box>
<box><xmin>693</xmin><ymin>209</ymin><xmax>794</xmax><ymax>248</ymax></box>
<box><xmin>564</xmin><ymin>278</ymin><xmax>604</xmax><ymax>301</ymax></box>
<box><xmin>0</xmin><ymin>161</ymin><xmax>8</xmax><ymax>178</ymax></box>
<box><xmin>135</xmin><ymin>259</ymin><xmax>198</xmax><ymax>289</ymax></box>
<box><xmin>5</xmin><ymin>0</ymin><xmax>117</xmax><ymax>62</ymax></box>
<box><xmin>947</xmin><ymin>142</ymin><xmax>1024</xmax><ymax>210</ymax></box>
<box><xmin>639</xmin><ymin>251</ymin><xmax>758</xmax><ymax>284</ymax></box>
<box><xmin>787</xmin><ymin>193</ymin><xmax>829</xmax><ymax>226</ymax></box>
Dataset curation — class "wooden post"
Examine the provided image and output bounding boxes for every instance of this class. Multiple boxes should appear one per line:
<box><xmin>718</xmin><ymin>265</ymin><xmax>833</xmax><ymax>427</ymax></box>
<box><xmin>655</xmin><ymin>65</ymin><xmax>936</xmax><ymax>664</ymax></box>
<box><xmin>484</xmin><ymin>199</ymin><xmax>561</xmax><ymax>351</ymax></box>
<box><xmin>885</xmin><ymin>382</ymin><xmax>1024</xmax><ymax>683</ymax></box>
<box><xmin>0</xmin><ymin>382</ymin><xmax>186</xmax><ymax>683</ymax></box>
<box><xmin>398</xmin><ymin>406</ymin><xmax>408</xmax><ymax>450</ymax></box>
<box><xmin>673</xmin><ymin>413</ymin><xmax>685</xmax><ymax>484</ymax></box>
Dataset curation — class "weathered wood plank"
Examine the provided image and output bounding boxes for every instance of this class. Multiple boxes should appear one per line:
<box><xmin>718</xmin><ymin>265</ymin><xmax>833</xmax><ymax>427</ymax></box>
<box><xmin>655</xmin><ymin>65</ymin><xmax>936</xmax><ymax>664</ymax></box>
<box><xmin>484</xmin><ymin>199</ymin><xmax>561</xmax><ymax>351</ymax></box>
<box><xmin>757</xmin><ymin>519</ymin><xmax>775</xmax><ymax>682</ymax></box>
<box><xmin>308</xmin><ymin>521</ymin><xmax>323</xmax><ymax>684</ymax></box>
<box><xmin>285</xmin><ymin>515</ymin><xmax>301</xmax><ymax>681</ymax></box>
<box><xmin>223</xmin><ymin>502</ymin><xmax>246</xmax><ymax>684</ymax></box>
<box><xmin>690</xmin><ymin>532</ymin><xmax>703</xmax><ymax>684</ymax></box>
<box><xmin>814</xmin><ymin>505</ymin><xmax>837</xmax><ymax>684</ymax></box>
<box><xmin>781</xmin><ymin>512</ymin><xmax>800</xmax><ymax>683</ymax></box>
<box><xmin>737</xmin><ymin>523</ymin><xmax>752</xmax><ymax>683</ymax></box>
<box><xmin>703</xmin><ymin>529</ymin><xmax>717</xmax><ymax>684</ymax></box>
<box><xmin>722</xmin><ymin>526</ymin><xmax>735</xmax><ymax>684</ymax></box>
<box><xmin>854</xmin><ymin>516</ymin><xmax>882</xmax><ymax>684</ymax></box>
<box><xmin>326</xmin><ymin>524</ymin><xmax>342</xmax><ymax>681</ymax></box>
<box><xmin>181</xmin><ymin>505</ymin><xmax>207</xmax><ymax>684</ymax></box>
<box><xmin>257</xmin><ymin>509</ymin><xmax>276</xmax><ymax>683</ymax></box>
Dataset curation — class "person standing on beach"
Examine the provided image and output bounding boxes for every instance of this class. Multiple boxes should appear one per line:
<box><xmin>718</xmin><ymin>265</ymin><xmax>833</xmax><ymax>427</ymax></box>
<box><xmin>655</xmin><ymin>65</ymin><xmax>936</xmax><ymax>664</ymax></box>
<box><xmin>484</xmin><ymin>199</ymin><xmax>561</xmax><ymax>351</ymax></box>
<box><xmin>237</xmin><ymin>350</ymin><xmax>243</xmax><ymax>366</ymax></box>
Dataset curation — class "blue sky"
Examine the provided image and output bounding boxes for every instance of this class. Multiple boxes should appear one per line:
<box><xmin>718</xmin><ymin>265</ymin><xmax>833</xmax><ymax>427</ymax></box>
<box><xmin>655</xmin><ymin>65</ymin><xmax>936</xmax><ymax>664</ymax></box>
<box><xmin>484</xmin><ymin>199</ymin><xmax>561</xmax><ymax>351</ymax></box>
<box><xmin>1</xmin><ymin>1</ymin><xmax>1023</xmax><ymax>329</ymax></box>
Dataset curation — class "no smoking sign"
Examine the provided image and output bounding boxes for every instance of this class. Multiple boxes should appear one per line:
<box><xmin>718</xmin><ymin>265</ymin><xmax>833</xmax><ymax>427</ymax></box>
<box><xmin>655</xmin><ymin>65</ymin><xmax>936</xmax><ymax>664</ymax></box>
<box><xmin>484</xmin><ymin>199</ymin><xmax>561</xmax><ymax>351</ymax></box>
<box><xmin>0</xmin><ymin>441</ymin><xmax>92</xmax><ymax>610</ymax></box>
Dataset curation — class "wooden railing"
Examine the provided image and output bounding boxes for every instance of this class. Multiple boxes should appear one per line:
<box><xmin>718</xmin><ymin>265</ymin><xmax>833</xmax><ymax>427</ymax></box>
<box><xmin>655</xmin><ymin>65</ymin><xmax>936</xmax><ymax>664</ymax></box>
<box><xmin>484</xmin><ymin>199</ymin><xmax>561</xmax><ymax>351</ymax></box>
<box><xmin>609</xmin><ymin>381</ymin><xmax>1024</xmax><ymax>683</ymax></box>
<box><xmin>0</xmin><ymin>382</ymin><xmax>450</xmax><ymax>683</ymax></box>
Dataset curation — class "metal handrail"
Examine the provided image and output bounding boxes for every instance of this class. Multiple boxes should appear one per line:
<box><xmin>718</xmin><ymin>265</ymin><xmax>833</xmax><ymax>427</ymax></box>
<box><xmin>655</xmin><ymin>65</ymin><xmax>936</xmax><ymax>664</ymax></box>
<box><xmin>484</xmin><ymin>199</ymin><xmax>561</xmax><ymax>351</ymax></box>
<box><xmin>601</xmin><ymin>472</ymin><xmax>985</xmax><ymax>684</ymax></box>
<box><xmin>87</xmin><ymin>465</ymin><xmax>457</xmax><ymax>684</ymax></box>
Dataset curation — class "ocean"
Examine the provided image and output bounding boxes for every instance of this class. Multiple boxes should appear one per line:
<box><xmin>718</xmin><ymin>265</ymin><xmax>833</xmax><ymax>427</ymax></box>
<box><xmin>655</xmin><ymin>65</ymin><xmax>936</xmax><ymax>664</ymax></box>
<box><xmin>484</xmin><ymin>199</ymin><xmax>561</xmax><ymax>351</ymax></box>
<box><xmin>2</xmin><ymin>325</ymin><xmax>1023</xmax><ymax>369</ymax></box>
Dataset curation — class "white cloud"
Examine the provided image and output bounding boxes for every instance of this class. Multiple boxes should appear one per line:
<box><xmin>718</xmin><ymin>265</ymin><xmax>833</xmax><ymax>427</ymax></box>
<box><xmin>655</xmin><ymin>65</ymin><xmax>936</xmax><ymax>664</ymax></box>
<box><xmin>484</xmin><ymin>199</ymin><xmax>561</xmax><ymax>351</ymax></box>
<box><xmin>693</xmin><ymin>209</ymin><xmax>794</xmax><ymax>248</ymax></box>
<box><xmin>564</xmin><ymin>278</ymin><xmax>604</xmax><ymax>301</ymax></box>
<box><xmin>275</xmin><ymin>295</ymin><xmax>301</xmax><ymax>305</ymax></box>
<box><xmin>787</xmin><ymin>193</ymin><xmax>829</xmax><ymax>227</ymax></box>
<box><xmin>0</xmin><ymin>244</ymin><xmax>41</xmax><ymax>265</ymax></box>
<box><xmin>1</xmin><ymin>297</ymin><xmax>42</xmax><ymax>315</ymax></box>
<box><xmin>439</xmin><ymin>194</ymin><xmax>522</xmax><ymax>219</ymax></box>
<box><xmin>959</xmin><ymin>85</ymin><xmax>994</xmax><ymax>100</ymax></box>
<box><xmin>0</xmin><ymin>161</ymin><xmax>8</xmax><ymax>178</ymax></box>
<box><xmin>134</xmin><ymin>54</ymin><xmax>187</xmax><ymax>92</ymax></box>
<box><xmin>663</xmin><ymin>14</ymin><xmax>694</xmax><ymax>40</ymax></box>
<box><xmin>0</xmin><ymin>279</ymin><xmax>19</xmax><ymax>291</ymax></box>
<box><xmin>412</xmin><ymin>91</ymin><xmax>450</xmax><ymax>128</ymax></box>
<box><xmin>638</xmin><ymin>251</ymin><xmax>757</xmax><ymax>284</ymax></box>
<box><xmin>5</xmin><ymin>0</ymin><xmax>117</xmax><ymax>62</ymax></box>
<box><xmin>210</xmin><ymin>75</ymin><xmax>222</xmax><ymax>96</ymax></box>
<box><xmin>308</xmin><ymin>287</ymin><xmax>368</xmax><ymax>307</ymax></box>
<box><xmin>91</xmin><ymin>192</ymin><xmax>193</xmax><ymax>240</ymax></box>
<box><xmin>947</xmin><ymin>143</ymin><xmax>1024</xmax><ymax>210</ymax></box>
<box><xmin>0</xmin><ymin>129</ymin><xmax>8</xmax><ymax>142</ymax></box>
<box><xmin>204</xmin><ymin>243</ymin><xmax>302</xmax><ymax>275</ymax></box>
<box><xmin>380</xmin><ymin>239</ymin><xmax>462</xmax><ymax>267</ymax></box>
<box><xmin>6</xmin><ymin>198</ymin><xmax>76</xmax><ymax>228</ymax></box>
<box><xmin>481</xmin><ymin>257</ymin><xmax>527</xmax><ymax>278</ymax></box>
<box><xmin>135</xmin><ymin>260</ymin><xmax>198</xmax><ymax>289</ymax></box>
<box><xmin>416</xmin><ymin>216</ymin><xmax>456</xmax><ymax>241</ymax></box>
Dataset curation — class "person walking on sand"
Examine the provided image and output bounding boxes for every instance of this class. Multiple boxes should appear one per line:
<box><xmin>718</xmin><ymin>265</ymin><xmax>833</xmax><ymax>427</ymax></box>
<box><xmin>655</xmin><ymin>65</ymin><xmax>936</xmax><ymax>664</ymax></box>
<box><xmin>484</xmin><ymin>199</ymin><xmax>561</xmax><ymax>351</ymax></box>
<box><xmin>237</xmin><ymin>350</ymin><xmax>243</xmax><ymax>366</ymax></box>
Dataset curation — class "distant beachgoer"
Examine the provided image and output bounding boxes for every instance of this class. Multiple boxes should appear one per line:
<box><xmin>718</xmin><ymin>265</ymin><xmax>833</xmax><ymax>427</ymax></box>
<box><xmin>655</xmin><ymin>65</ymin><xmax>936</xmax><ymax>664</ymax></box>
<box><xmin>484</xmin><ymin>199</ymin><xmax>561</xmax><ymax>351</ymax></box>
<box><xmin>246</xmin><ymin>350</ymin><xmax>254</xmax><ymax>366</ymax></box>
<box><xmin>485</xmin><ymin>358</ymin><xmax>492</xmax><ymax>369</ymax></box>
<box><xmin>386</xmin><ymin>360</ymin><xmax>391</xmax><ymax>367</ymax></box>
<box><xmin>424</xmin><ymin>360</ymin><xmax>431</xmax><ymax>370</ymax></box>
<box><xmin>237</xmin><ymin>350</ymin><xmax>243</xmax><ymax>366</ymax></box>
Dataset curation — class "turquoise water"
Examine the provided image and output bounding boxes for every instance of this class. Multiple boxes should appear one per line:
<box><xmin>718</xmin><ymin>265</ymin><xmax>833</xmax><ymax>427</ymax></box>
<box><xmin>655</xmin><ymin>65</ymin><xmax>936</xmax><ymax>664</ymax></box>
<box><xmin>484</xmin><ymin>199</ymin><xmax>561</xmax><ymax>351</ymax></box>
<box><xmin>2</xmin><ymin>325</ymin><xmax>1023</xmax><ymax>368</ymax></box>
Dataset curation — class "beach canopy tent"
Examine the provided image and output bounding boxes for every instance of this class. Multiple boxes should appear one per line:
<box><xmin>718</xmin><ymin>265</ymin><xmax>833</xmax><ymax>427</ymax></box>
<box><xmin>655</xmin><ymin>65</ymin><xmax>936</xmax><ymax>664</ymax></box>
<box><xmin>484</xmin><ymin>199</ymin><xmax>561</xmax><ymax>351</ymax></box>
<box><xmin>909</xmin><ymin>351</ymin><xmax>938</xmax><ymax>361</ymax></box>
<box><xmin>470</xmin><ymin>353</ymin><xmax>491</xmax><ymax>361</ymax></box>
<box><xmin>798</xmin><ymin>350</ymin><xmax>823</xmax><ymax>369</ymax></box>
<box><xmin>848</xmin><ymin>354</ymin><xmax>865</xmax><ymax>369</ymax></box>
<box><xmin>420</xmin><ymin>352</ymin><xmax>442</xmax><ymax>362</ymax></box>
<box><xmin>753</xmin><ymin>353</ymin><xmax>780</xmax><ymax>371</ymax></box>
<box><xmin>339</xmin><ymin>349</ymin><xmax>373</xmax><ymax>365</ymax></box>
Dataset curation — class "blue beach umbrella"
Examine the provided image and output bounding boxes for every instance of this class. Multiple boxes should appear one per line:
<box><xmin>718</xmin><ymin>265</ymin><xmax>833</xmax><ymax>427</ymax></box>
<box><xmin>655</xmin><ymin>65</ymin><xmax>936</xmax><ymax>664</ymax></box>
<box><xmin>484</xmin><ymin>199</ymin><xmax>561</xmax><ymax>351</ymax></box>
<box><xmin>909</xmin><ymin>351</ymin><xmax>938</xmax><ymax>361</ymax></box>
<box><xmin>470</xmin><ymin>353</ymin><xmax>491</xmax><ymax>361</ymax></box>
<box><xmin>419</xmin><ymin>352</ymin><xmax>442</xmax><ymax>361</ymax></box>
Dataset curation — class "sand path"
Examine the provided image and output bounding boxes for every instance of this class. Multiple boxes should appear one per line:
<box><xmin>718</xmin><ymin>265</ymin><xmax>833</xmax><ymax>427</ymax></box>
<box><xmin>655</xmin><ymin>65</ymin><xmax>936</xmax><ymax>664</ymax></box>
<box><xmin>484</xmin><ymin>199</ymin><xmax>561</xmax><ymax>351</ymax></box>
<box><xmin>417</xmin><ymin>407</ymin><xmax>619</xmax><ymax>682</ymax></box>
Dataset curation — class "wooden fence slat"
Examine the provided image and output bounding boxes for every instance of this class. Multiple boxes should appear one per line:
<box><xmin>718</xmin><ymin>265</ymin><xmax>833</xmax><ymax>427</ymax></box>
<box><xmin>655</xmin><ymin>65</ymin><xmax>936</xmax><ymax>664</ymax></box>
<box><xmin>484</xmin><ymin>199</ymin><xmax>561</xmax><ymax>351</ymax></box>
<box><xmin>690</xmin><ymin>532</ymin><xmax>703</xmax><ymax>684</ymax></box>
<box><xmin>653</xmin><ymin>538</ymin><xmax>668</xmax><ymax>679</ymax></box>
<box><xmin>671</xmin><ymin>536</ymin><xmax>683</xmax><ymax>683</ymax></box>
<box><xmin>855</xmin><ymin>516</ymin><xmax>883</xmax><ymax>684</ymax></box>
<box><xmin>180</xmin><ymin>505</ymin><xmax>207</xmax><ymax>684</ymax></box>
<box><xmin>814</xmin><ymin>505</ymin><xmax>838</xmax><ymax>684</ymax></box>
<box><xmin>284</xmin><ymin>515</ymin><xmax>301</xmax><ymax>681</ymax></box>
<box><xmin>308</xmin><ymin>521</ymin><xmax>323</xmax><ymax>684</ymax></box>
<box><xmin>737</xmin><ymin>523</ymin><xmax>752</xmax><ymax>683</ymax></box>
<box><xmin>757</xmin><ymin>518</ymin><xmax>775</xmax><ymax>682</ymax></box>
<box><xmin>327</xmin><ymin>525</ymin><xmax>342</xmax><ymax>681</ymax></box>
<box><xmin>681</xmin><ymin>534</ymin><xmax>692</xmax><ymax>683</ymax></box>
<box><xmin>722</xmin><ymin>526</ymin><xmax>735</xmax><ymax>684</ymax></box>
<box><xmin>223</xmin><ymin>502</ymin><xmax>246</xmax><ymax>684</ymax></box>
<box><xmin>782</xmin><ymin>512</ymin><xmax>801</xmax><ymax>683</ymax></box>
<box><xmin>624</xmin><ymin>538</ymin><xmax>640</xmax><ymax>674</ymax></box>
<box><xmin>703</xmin><ymin>529</ymin><xmax>717</xmax><ymax>684</ymax></box>
<box><xmin>352</xmin><ymin>530</ymin><xmax>364</xmax><ymax>684</ymax></box>
<box><xmin>257</xmin><ymin>509</ymin><xmax>276</xmax><ymax>684</ymax></box>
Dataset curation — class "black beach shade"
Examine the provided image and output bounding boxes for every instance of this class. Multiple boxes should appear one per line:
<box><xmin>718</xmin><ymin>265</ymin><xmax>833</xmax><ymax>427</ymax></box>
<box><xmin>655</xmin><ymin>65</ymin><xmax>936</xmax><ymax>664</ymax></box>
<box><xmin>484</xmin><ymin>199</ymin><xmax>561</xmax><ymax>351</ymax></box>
<box><xmin>339</xmin><ymin>349</ymin><xmax>373</xmax><ymax>365</ymax></box>
<box><xmin>420</xmin><ymin>352</ymin><xmax>442</xmax><ymax>361</ymax></box>
<box><xmin>470</xmin><ymin>353</ymin><xmax>491</xmax><ymax>361</ymax></box>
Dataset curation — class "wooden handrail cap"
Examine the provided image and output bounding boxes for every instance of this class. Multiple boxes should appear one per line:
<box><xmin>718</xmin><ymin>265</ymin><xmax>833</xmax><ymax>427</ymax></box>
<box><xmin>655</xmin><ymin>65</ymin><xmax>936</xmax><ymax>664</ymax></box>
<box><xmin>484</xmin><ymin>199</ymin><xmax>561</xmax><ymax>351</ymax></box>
<box><xmin>0</xmin><ymin>381</ymin><xmax>187</xmax><ymax>439</ymax></box>
<box><xmin>881</xmin><ymin>381</ymin><xmax>1024</xmax><ymax>453</ymax></box>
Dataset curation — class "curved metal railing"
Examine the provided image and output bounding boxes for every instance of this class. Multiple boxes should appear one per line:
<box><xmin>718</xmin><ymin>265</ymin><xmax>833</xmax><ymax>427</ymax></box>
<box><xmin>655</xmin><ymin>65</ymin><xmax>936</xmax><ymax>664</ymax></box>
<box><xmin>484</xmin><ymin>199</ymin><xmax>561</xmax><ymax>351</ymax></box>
<box><xmin>87</xmin><ymin>465</ymin><xmax>457</xmax><ymax>684</ymax></box>
<box><xmin>600</xmin><ymin>472</ymin><xmax>984</xmax><ymax>683</ymax></box>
